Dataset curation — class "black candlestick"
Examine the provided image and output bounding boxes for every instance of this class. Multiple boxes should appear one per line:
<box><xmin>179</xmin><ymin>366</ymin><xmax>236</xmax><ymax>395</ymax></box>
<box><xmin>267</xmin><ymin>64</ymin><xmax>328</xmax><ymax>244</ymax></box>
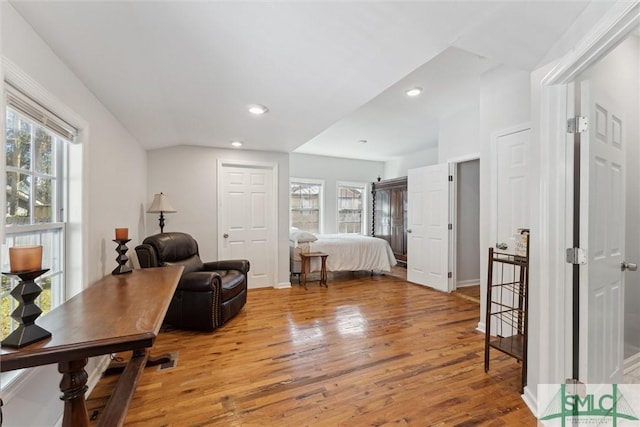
<box><xmin>112</xmin><ymin>239</ymin><xmax>133</xmax><ymax>275</ymax></box>
<box><xmin>1</xmin><ymin>269</ymin><xmax>52</xmax><ymax>348</ymax></box>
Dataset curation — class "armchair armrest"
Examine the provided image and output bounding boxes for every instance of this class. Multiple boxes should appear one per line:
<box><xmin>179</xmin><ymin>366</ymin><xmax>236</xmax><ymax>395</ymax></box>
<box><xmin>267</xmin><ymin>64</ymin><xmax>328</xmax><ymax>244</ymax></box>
<box><xmin>178</xmin><ymin>271</ymin><xmax>222</xmax><ymax>292</ymax></box>
<box><xmin>135</xmin><ymin>244</ymin><xmax>159</xmax><ymax>268</ymax></box>
<box><xmin>203</xmin><ymin>259</ymin><xmax>250</xmax><ymax>274</ymax></box>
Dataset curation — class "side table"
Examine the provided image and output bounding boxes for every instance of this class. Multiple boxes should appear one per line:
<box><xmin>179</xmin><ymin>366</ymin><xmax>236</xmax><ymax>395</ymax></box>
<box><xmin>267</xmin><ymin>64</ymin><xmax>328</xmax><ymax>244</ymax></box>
<box><xmin>299</xmin><ymin>252</ymin><xmax>329</xmax><ymax>289</ymax></box>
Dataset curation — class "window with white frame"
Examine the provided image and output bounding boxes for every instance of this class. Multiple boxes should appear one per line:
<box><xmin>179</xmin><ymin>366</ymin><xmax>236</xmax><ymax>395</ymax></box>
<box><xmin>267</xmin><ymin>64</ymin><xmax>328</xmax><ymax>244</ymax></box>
<box><xmin>337</xmin><ymin>182</ymin><xmax>366</xmax><ymax>234</ymax></box>
<box><xmin>290</xmin><ymin>179</ymin><xmax>323</xmax><ymax>233</ymax></box>
<box><xmin>2</xmin><ymin>86</ymin><xmax>73</xmax><ymax>355</ymax></box>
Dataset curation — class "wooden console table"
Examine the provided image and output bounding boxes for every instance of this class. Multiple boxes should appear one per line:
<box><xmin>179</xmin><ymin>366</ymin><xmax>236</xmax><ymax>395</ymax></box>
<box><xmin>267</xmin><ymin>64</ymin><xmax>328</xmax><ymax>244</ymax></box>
<box><xmin>0</xmin><ymin>266</ymin><xmax>182</xmax><ymax>427</ymax></box>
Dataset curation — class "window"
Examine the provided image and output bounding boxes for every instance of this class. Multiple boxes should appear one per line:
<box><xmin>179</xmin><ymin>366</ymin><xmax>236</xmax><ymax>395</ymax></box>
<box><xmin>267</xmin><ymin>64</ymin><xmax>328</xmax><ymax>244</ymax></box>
<box><xmin>2</xmin><ymin>87</ymin><xmax>72</xmax><ymax>377</ymax></box>
<box><xmin>337</xmin><ymin>182</ymin><xmax>366</xmax><ymax>234</ymax></box>
<box><xmin>290</xmin><ymin>179</ymin><xmax>323</xmax><ymax>233</ymax></box>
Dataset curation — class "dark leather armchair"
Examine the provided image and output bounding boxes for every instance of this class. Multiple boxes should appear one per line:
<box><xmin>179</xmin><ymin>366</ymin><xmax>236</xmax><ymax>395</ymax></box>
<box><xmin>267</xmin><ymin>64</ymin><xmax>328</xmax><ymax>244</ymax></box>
<box><xmin>135</xmin><ymin>232</ymin><xmax>249</xmax><ymax>332</ymax></box>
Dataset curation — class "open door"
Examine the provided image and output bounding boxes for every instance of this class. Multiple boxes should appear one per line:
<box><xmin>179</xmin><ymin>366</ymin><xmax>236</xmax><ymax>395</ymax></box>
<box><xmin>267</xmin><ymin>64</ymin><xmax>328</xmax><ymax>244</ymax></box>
<box><xmin>579</xmin><ymin>79</ymin><xmax>627</xmax><ymax>384</ymax></box>
<box><xmin>407</xmin><ymin>163</ymin><xmax>450</xmax><ymax>292</ymax></box>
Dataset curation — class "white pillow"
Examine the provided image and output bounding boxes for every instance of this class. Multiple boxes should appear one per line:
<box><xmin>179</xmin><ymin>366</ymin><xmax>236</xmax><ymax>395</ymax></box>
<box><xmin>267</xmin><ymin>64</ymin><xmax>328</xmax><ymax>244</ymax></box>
<box><xmin>290</xmin><ymin>230</ymin><xmax>318</xmax><ymax>243</ymax></box>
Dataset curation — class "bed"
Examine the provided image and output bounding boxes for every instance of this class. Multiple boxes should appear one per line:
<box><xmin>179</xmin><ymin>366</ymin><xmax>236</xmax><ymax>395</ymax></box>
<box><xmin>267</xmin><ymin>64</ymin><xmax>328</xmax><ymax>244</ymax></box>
<box><xmin>290</xmin><ymin>231</ymin><xmax>397</xmax><ymax>274</ymax></box>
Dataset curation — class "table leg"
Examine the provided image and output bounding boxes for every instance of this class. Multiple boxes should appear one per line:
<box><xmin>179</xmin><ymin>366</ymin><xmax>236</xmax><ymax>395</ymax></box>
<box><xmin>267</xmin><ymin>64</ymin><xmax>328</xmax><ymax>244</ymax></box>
<box><xmin>301</xmin><ymin>257</ymin><xmax>308</xmax><ymax>289</ymax></box>
<box><xmin>321</xmin><ymin>256</ymin><xmax>328</xmax><ymax>287</ymax></box>
<box><xmin>59</xmin><ymin>358</ymin><xmax>90</xmax><ymax>427</ymax></box>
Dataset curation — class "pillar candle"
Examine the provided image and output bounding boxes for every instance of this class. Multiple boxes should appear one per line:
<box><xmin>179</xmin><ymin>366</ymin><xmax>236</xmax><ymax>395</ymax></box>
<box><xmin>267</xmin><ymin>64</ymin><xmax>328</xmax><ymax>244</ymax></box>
<box><xmin>115</xmin><ymin>228</ymin><xmax>129</xmax><ymax>240</ymax></box>
<box><xmin>9</xmin><ymin>245</ymin><xmax>43</xmax><ymax>273</ymax></box>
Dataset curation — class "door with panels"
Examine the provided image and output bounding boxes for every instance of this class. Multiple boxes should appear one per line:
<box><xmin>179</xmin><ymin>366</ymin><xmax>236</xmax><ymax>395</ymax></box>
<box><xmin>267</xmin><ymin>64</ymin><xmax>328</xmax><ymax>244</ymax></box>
<box><xmin>407</xmin><ymin>164</ymin><xmax>450</xmax><ymax>292</ymax></box>
<box><xmin>579</xmin><ymin>80</ymin><xmax>627</xmax><ymax>384</ymax></box>
<box><xmin>218</xmin><ymin>161</ymin><xmax>277</xmax><ymax>288</ymax></box>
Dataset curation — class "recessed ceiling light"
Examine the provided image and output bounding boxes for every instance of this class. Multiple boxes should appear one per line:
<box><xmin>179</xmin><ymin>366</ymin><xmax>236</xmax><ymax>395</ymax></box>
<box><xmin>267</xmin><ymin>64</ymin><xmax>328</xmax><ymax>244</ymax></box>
<box><xmin>231</xmin><ymin>141</ymin><xmax>243</xmax><ymax>147</ymax></box>
<box><xmin>247</xmin><ymin>104</ymin><xmax>268</xmax><ymax>115</ymax></box>
<box><xmin>358</xmin><ymin>139</ymin><xmax>368</xmax><ymax>144</ymax></box>
<box><xmin>405</xmin><ymin>87</ymin><xmax>422</xmax><ymax>97</ymax></box>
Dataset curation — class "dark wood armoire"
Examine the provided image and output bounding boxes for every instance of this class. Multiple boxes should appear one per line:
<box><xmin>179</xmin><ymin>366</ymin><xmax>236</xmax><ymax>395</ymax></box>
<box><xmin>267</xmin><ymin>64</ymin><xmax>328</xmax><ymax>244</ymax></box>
<box><xmin>371</xmin><ymin>177</ymin><xmax>407</xmax><ymax>265</ymax></box>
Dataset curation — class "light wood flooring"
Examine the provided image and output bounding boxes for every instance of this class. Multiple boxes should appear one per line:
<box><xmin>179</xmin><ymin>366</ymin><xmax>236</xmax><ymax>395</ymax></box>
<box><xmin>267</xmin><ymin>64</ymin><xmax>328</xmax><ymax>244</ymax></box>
<box><xmin>87</xmin><ymin>271</ymin><xmax>535</xmax><ymax>426</ymax></box>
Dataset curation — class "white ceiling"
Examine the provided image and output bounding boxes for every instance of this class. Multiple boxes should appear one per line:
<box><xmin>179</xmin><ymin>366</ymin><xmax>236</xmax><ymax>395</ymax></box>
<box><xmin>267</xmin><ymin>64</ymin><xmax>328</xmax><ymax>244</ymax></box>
<box><xmin>9</xmin><ymin>1</ymin><xmax>598</xmax><ymax>161</ymax></box>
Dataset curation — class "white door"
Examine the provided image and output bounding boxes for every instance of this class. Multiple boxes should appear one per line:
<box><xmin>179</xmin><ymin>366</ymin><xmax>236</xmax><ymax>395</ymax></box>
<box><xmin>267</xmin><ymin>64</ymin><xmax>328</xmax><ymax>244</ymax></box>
<box><xmin>407</xmin><ymin>163</ymin><xmax>450</xmax><ymax>292</ymax></box>
<box><xmin>579</xmin><ymin>80</ymin><xmax>625</xmax><ymax>384</ymax></box>
<box><xmin>218</xmin><ymin>161</ymin><xmax>277</xmax><ymax>288</ymax></box>
<box><xmin>494</xmin><ymin>127</ymin><xmax>531</xmax><ymax>251</ymax></box>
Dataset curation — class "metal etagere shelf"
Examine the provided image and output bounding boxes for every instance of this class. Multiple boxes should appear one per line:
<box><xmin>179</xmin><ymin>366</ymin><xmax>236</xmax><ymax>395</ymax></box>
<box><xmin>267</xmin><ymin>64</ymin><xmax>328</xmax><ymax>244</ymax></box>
<box><xmin>484</xmin><ymin>232</ymin><xmax>529</xmax><ymax>393</ymax></box>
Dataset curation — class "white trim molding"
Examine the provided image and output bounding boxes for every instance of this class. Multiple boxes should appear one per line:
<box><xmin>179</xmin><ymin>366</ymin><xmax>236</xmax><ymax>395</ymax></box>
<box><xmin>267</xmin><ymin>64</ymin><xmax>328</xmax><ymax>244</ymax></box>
<box><xmin>543</xmin><ymin>1</ymin><xmax>640</xmax><ymax>85</ymax></box>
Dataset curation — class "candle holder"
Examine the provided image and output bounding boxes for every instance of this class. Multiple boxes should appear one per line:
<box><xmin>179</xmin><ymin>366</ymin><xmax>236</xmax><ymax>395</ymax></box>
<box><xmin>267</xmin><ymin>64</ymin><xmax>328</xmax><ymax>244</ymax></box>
<box><xmin>1</xmin><ymin>269</ymin><xmax>52</xmax><ymax>348</ymax></box>
<box><xmin>112</xmin><ymin>239</ymin><xmax>133</xmax><ymax>275</ymax></box>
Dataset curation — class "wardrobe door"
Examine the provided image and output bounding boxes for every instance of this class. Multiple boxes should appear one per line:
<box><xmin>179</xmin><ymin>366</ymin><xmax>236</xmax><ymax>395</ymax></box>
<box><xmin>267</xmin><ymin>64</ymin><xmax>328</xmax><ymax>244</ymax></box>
<box><xmin>390</xmin><ymin>188</ymin><xmax>406</xmax><ymax>261</ymax></box>
<box><xmin>373</xmin><ymin>177</ymin><xmax>408</xmax><ymax>265</ymax></box>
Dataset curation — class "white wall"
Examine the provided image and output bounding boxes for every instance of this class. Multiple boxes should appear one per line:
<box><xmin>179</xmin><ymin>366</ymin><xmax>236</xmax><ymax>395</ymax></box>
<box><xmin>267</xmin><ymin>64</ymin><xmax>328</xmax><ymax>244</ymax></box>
<box><xmin>290</xmin><ymin>153</ymin><xmax>384</xmax><ymax>234</ymax></box>
<box><xmin>474</xmin><ymin>64</ymin><xmax>532</xmax><ymax>406</ymax></box>
<box><xmin>478</xmin><ymin>64</ymin><xmax>531</xmax><ymax>328</ymax></box>
<box><xmin>146</xmin><ymin>146</ymin><xmax>291</xmax><ymax>287</ymax></box>
<box><xmin>384</xmin><ymin>146</ymin><xmax>437</xmax><ymax>179</ymax></box>
<box><xmin>2</xmin><ymin>3</ymin><xmax>147</xmax><ymax>425</ymax></box>
<box><xmin>438</xmin><ymin>105</ymin><xmax>480</xmax><ymax>164</ymax></box>
<box><xmin>575</xmin><ymin>35</ymin><xmax>640</xmax><ymax>358</ymax></box>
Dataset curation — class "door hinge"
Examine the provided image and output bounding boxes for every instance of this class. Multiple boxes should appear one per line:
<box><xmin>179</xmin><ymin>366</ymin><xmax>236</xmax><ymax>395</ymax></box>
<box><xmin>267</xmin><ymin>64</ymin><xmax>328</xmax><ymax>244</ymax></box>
<box><xmin>567</xmin><ymin>116</ymin><xmax>588</xmax><ymax>134</ymax></box>
<box><xmin>448</xmin><ymin>272</ymin><xmax>452</xmax><ymax>278</ymax></box>
<box><xmin>448</xmin><ymin>223</ymin><xmax>453</xmax><ymax>230</ymax></box>
<box><xmin>566</xmin><ymin>247</ymin><xmax>587</xmax><ymax>265</ymax></box>
<box><xmin>448</xmin><ymin>175</ymin><xmax>453</xmax><ymax>182</ymax></box>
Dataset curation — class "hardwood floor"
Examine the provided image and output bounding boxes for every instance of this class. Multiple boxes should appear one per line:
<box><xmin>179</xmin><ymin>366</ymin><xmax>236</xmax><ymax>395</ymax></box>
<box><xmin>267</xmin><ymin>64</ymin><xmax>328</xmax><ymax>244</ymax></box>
<box><xmin>87</xmin><ymin>272</ymin><xmax>536</xmax><ymax>426</ymax></box>
<box><xmin>453</xmin><ymin>285</ymin><xmax>481</xmax><ymax>304</ymax></box>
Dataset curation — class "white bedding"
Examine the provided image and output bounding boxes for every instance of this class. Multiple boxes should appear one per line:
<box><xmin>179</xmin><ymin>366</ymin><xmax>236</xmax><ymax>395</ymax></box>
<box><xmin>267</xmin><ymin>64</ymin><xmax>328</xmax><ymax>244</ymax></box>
<box><xmin>291</xmin><ymin>234</ymin><xmax>397</xmax><ymax>273</ymax></box>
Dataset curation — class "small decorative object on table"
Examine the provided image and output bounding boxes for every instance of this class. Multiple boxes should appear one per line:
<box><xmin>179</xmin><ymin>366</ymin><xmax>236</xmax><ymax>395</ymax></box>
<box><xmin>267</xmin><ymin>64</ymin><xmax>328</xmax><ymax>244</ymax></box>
<box><xmin>113</xmin><ymin>228</ymin><xmax>133</xmax><ymax>275</ymax></box>
<box><xmin>2</xmin><ymin>245</ymin><xmax>52</xmax><ymax>348</ymax></box>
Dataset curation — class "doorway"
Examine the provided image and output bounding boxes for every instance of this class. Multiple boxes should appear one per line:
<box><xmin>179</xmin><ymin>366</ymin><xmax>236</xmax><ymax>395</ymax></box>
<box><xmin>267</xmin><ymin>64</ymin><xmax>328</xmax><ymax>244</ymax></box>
<box><xmin>453</xmin><ymin>159</ymin><xmax>480</xmax><ymax>294</ymax></box>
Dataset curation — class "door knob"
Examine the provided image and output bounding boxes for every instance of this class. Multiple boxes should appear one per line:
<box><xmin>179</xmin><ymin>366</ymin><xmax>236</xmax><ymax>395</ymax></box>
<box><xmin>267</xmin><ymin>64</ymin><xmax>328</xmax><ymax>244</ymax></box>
<box><xmin>621</xmin><ymin>261</ymin><xmax>638</xmax><ymax>271</ymax></box>
<box><xmin>407</xmin><ymin>229</ymin><xmax>412</xmax><ymax>233</ymax></box>
<box><xmin>223</xmin><ymin>233</ymin><xmax>229</xmax><ymax>239</ymax></box>
<box><xmin>496</xmin><ymin>242</ymin><xmax>508</xmax><ymax>250</ymax></box>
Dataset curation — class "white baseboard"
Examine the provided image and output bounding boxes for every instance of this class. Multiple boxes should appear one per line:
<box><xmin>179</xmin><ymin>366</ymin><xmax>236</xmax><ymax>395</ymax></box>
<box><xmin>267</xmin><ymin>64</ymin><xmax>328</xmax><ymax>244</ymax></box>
<box><xmin>275</xmin><ymin>281</ymin><xmax>292</xmax><ymax>289</ymax></box>
<box><xmin>476</xmin><ymin>321</ymin><xmax>486</xmax><ymax>333</ymax></box>
<box><xmin>522</xmin><ymin>385</ymin><xmax>538</xmax><ymax>418</ymax></box>
<box><xmin>456</xmin><ymin>279</ymin><xmax>480</xmax><ymax>287</ymax></box>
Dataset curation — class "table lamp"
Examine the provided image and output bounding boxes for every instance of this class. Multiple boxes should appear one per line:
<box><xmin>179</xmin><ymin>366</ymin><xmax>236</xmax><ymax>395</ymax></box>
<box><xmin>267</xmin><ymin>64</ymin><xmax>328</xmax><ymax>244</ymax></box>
<box><xmin>147</xmin><ymin>192</ymin><xmax>176</xmax><ymax>233</ymax></box>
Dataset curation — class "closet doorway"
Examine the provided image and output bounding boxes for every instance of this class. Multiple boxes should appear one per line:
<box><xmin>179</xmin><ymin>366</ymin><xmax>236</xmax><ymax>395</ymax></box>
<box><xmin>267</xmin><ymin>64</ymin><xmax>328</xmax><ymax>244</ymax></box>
<box><xmin>454</xmin><ymin>159</ymin><xmax>480</xmax><ymax>290</ymax></box>
<box><xmin>450</xmin><ymin>157</ymin><xmax>480</xmax><ymax>292</ymax></box>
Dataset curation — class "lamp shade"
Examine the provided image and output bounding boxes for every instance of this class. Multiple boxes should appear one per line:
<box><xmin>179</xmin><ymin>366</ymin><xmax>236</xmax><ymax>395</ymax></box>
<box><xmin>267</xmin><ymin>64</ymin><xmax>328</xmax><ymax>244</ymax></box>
<box><xmin>147</xmin><ymin>193</ymin><xmax>176</xmax><ymax>213</ymax></box>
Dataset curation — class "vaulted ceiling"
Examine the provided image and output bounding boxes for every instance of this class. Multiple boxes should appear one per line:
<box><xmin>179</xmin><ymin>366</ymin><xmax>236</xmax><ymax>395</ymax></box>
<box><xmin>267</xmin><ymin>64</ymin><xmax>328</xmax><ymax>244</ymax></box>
<box><xmin>9</xmin><ymin>1</ymin><xmax>604</xmax><ymax>160</ymax></box>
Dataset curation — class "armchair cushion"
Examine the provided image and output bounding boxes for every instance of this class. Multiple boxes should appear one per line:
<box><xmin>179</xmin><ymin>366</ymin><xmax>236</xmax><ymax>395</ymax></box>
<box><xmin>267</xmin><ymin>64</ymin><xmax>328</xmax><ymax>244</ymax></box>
<box><xmin>211</xmin><ymin>270</ymin><xmax>245</xmax><ymax>301</ymax></box>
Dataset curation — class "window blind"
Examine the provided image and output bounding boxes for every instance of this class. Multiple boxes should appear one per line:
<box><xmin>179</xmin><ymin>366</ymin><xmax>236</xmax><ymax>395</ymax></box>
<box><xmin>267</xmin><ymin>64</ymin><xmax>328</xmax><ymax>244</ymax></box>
<box><xmin>5</xmin><ymin>83</ymin><xmax>77</xmax><ymax>142</ymax></box>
